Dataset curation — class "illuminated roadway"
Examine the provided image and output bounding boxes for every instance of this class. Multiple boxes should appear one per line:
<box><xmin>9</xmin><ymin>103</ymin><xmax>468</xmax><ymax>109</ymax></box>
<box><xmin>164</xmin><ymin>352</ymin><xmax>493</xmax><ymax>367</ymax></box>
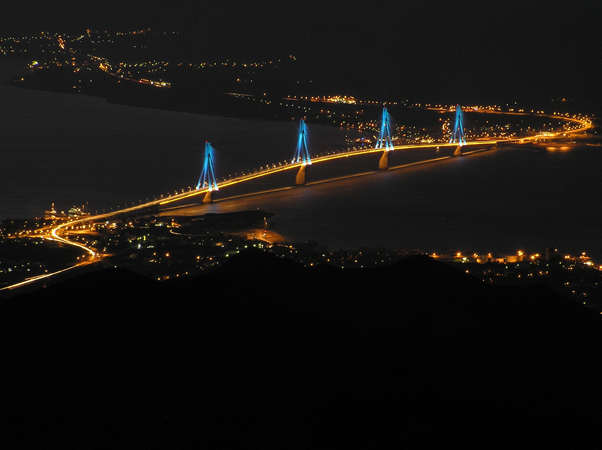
<box><xmin>155</xmin><ymin>107</ymin><xmax>593</xmax><ymax>208</ymax></box>
<box><xmin>1</xmin><ymin>112</ymin><xmax>593</xmax><ymax>292</ymax></box>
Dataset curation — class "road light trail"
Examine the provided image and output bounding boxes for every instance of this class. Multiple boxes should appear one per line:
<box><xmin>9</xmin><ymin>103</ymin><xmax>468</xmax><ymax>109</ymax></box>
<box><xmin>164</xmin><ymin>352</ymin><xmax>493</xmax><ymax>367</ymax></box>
<box><xmin>0</xmin><ymin>261</ymin><xmax>92</xmax><ymax>292</ymax></box>
<box><xmin>51</xmin><ymin>224</ymin><xmax>96</xmax><ymax>258</ymax></box>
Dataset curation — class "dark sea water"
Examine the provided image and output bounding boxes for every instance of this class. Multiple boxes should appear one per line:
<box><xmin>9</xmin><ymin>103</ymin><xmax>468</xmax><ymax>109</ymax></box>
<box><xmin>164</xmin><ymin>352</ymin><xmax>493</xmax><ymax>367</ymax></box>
<box><xmin>2</xmin><ymin>59</ymin><xmax>602</xmax><ymax>259</ymax></box>
<box><xmin>0</xmin><ymin>59</ymin><xmax>362</xmax><ymax>216</ymax></box>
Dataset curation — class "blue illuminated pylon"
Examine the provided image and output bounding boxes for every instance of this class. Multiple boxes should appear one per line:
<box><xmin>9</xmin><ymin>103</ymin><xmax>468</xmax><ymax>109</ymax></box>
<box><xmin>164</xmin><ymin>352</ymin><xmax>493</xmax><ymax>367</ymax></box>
<box><xmin>449</xmin><ymin>104</ymin><xmax>467</xmax><ymax>145</ymax></box>
<box><xmin>292</xmin><ymin>119</ymin><xmax>311</xmax><ymax>165</ymax></box>
<box><xmin>375</xmin><ymin>106</ymin><xmax>394</xmax><ymax>151</ymax></box>
<box><xmin>196</xmin><ymin>141</ymin><xmax>218</xmax><ymax>191</ymax></box>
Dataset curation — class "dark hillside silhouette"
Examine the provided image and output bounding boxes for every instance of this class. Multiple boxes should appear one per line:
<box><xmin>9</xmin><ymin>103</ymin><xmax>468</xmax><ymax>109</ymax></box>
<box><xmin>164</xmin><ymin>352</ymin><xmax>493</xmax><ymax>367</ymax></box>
<box><xmin>1</xmin><ymin>250</ymin><xmax>601</xmax><ymax>448</ymax></box>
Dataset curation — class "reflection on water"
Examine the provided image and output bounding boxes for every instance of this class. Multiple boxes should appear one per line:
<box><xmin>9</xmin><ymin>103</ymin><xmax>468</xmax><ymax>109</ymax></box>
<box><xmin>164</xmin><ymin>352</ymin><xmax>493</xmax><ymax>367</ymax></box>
<box><xmin>545</xmin><ymin>146</ymin><xmax>572</xmax><ymax>152</ymax></box>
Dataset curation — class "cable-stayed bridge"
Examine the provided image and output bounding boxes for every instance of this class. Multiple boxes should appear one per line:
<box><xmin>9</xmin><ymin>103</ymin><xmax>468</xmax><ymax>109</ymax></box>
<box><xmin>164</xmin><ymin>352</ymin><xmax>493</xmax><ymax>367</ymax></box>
<box><xmin>2</xmin><ymin>107</ymin><xmax>589</xmax><ymax>293</ymax></box>
<box><xmin>43</xmin><ymin>108</ymin><xmax>592</xmax><ymax>245</ymax></box>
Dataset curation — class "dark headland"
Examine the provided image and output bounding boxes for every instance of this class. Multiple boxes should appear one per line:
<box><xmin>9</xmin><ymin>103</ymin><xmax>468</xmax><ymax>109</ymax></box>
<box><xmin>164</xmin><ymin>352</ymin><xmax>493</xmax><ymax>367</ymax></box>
<box><xmin>1</xmin><ymin>250</ymin><xmax>601</xmax><ymax>448</ymax></box>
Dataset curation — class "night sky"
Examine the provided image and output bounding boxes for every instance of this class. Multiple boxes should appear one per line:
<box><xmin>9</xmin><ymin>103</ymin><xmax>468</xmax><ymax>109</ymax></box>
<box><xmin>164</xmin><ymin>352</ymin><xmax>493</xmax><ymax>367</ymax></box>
<box><xmin>4</xmin><ymin>0</ymin><xmax>602</xmax><ymax>105</ymax></box>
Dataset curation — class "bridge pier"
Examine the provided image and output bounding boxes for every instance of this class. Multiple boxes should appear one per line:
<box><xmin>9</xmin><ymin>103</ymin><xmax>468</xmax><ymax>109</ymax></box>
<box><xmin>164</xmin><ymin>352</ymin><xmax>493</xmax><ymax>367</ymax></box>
<box><xmin>453</xmin><ymin>145</ymin><xmax>463</xmax><ymax>156</ymax></box>
<box><xmin>203</xmin><ymin>190</ymin><xmax>214</xmax><ymax>203</ymax></box>
<box><xmin>296</xmin><ymin>164</ymin><xmax>308</xmax><ymax>185</ymax></box>
<box><xmin>379</xmin><ymin>151</ymin><xmax>389</xmax><ymax>169</ymax></box>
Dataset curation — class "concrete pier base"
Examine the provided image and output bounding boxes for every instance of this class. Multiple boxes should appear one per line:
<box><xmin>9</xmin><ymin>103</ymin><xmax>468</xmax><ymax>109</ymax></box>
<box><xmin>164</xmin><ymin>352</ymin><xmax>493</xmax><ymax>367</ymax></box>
<box><xmin>296</xmin><ymin>164</ymin><xmax>308</xmax><ymax>185</ymax></box>
<box><xmin>379</xmin><ymin>151</ymin><xmax>389</xmax><ymax>169</ymax></box>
